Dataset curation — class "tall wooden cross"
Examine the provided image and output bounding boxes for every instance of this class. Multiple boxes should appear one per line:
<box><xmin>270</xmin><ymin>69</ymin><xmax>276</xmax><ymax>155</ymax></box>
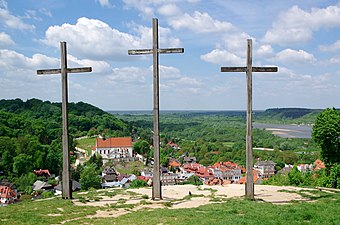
<box><xmin>128</xmin><ymin>18</ymin><xmax>184</xmax><ymax>200</ymax></box>
<box><xmin>221</xmin><ymin>39</ymin><xmax>278</xmax><ymax>200</ymax></box>
<box><xmin>37</xmin><ymin>42</ymin><xmax>92</xmax><ymax>199</ymax></box>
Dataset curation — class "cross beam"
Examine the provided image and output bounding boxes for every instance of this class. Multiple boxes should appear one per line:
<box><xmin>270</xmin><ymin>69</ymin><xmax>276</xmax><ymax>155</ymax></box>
<box><xmin>221</xmin><ymin>39</ymin><xmax>278</xmax><ymax>200</ymax></box>
<box><xmin>37</xmin><ymin>42</ymin><xmax>92</xmax><ymax>199</ymax></box>
<box><xmin>128</xmin><ymin>18</ymin><xmax>184</xmax><ymax>200</ymax></box>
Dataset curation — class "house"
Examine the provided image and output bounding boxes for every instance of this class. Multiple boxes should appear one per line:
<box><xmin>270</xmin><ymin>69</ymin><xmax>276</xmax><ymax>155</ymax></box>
<box><xmin>297</xmin><ymin>164</ymin><xmax>314</xmax><ymax>172</ymax></box>
<box><xmin>102</xmin><ymin>166</ymin><xmax>118</xmax><ymax>183</ymax></box>
<box><xmin>0</xmin><ymin>185</ymin><xmax>17</xmax><ymax>205</ymax></box>
<box><xmin>314</xmin><ymin>159</ymin><xmax>326</xmax><ymax>170</ymax></box>
<box><xmin>205</xmin><ymin>177</ymin><xmax>231</xmax><ymax>186</ymax></box>
<box><xmin>167</xmin><ymin>141</ymin><xmax>180</xmax><ymax>150</ymax></box>
<box><xmin>254</xmin><ymin>160</ymin><xmax>276</xmax><ymax>178</ymax></box>
<box><xmin>54</xmin><ymin>180</ymin><xmax>81</xmax><ymax>195</ymax></box>
<box><xmin>168</xmin><ymin>158</ymin><xmax>181</xmax><ymax>168</ymax></box>
<box><xmin>161</xmin><ymin>173</ymin><xmax>179</xmax><ymax>185</ymax></box>
<box><xmin>33</xmin><ymin>169</ymin><xmax>51</xmax><ymax>179</ymax></box>
<box><xmin>183</xmin><ymin>156</ymin><xmax>196</xmax><ymax>163</ymax></box>
<box><xmin>94</xmin><ymin>137</ymin><xmax>133</xmax><ymax>159</ymax></box>
<box><xmin>32</xmin><ymin>180</ymin><xmax>53</xmax><ymax>191</ymax></box>
<box><xmin>141</xmin><ymin>171</ymin><xmax>153</xmax><ymax>178</ymax></box>
<box><xmin>238</xmin><ymin>170</ymin><xmax>261</xmax><ymax>184</ymax></box>
<box><xmin>211</xmin><ymin>161</ymin><xmax>242</xmax><ymax>182</ymax></box>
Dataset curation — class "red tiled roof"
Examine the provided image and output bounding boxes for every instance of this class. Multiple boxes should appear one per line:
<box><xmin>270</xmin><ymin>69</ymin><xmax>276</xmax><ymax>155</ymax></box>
<box><xmin>33</xmin><ymin>169</ymin><xmax>51</xmax><ymax>177</ymax></box>
<box><xmin>0</xmin><ymin>185</ymin><xmax>16</xmax><ymax>199</ymax></box>
<box><xmin>96</xmin><ymin>137</ymin><xmax>132</xmax><ymax>148</ymax></box>
<box><xmin>314</xmin><ymin>159</ymin><xmax>325</xmax><ymax>170</ymax></box>
<box><xmin>238</xmin><ymin>170</ymin><xmax>259</xmax><ymax>184</ymax></box>
<box><xmin>137</xmin><ymin>176</ymin><xmax>151</xmax><ymax>182</ymax></box>
<box><xmin>169</xmin><ymin>160</ymin><xmax>181</xmax><ymax>167</ymax></box>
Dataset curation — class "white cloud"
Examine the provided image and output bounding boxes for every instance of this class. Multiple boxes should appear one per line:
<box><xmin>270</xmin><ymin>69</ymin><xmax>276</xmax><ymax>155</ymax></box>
<box><xmin>0</xmin><ymin>6</ymin><xmax>35</xmax><ymax>30</ymax></box>
<box><xmin>274</xmin><ymin>49</ymin><xmax>316</xmax><ymax>64</ymax></box>
<box><xmin>158</xmin><ymin>65</ymin><xmax>181</xmax><ymax>79</ymax></box>
<box><xmin>255</xmin><ymin>45</ymin><xmax>274</xmax><ymax>58</ymax></box>
<box><xmin>0</xmin><ymin>32</ymin><xmax>14</xmax><ymax>47</ymax></box>
<box><xmin>107</xmin><ymin>67</ymin><xmax>148</xmax><ymax>85</ymax></box>
<box><xmin>42</xmin><ymin>17</ymin><xmax>181</xmax><ymax>61</ymax></box>
<box><xmin>0</xmin><ymin>49</ymin><xmax>59</xmax><ymax>71</ymax></box>
<box><xmin>219</xmin><ymin>32</ymin><xmax>251</xmax><ymax>56</ymax></box>
<box><xmin>157</xmin><ymin>4</ymin><xmax>180</xmax><ymax>17</ymax></box>
<box><xmin>67</xmin><ymin>55</ymin><xmax>111</xmax><ymax>74</ymax></box>
<box><xmin>123</xmin><ymin>0</ymin><xmax>199</xmax><ymax>18</ymax></box>
<box><xmin>319</xmin><ymin>40</ymin><xmax>340</xmax><ymax>51</ymax></box>
<box><xmin>263</xmin><ymin>5</ymin><xmax>340</xmax><ymax>45</ymax></box>
<box><xmin>169</xmin><ymin>11</ymin><xmax>234</xmax><ymax>33</ymax></box>
<box><xmin>129</xmin><ymin>22</ymin><xmax>181</xmax><ymax>48</ymax></box>
<box><xmin>330</xmin><ymin>57</ymin><xmax>340</xmax><ymax>64</ymax></box>
<box><xmin>200</xmin><ymin>49</ymin><xmax>244</xmax><ymax>66</ymax></box>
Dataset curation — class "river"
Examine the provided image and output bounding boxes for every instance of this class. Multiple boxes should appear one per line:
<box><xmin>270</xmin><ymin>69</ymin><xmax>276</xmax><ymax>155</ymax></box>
<box><xmin>253</xmin><ymin>123</ymin><xmax>313</xmax><ymax>139</ymax></box>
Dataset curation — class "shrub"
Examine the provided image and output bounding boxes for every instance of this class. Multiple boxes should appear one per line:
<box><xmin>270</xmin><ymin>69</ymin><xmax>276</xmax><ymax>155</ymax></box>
<box><xmin>129</xmin><ymin>179</ymin><xmax>148</xmax><ymax>188</ymax></box>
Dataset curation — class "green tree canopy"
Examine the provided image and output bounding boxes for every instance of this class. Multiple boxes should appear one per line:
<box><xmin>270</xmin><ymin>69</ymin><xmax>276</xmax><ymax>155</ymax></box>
<box><xmin>312</xmin><ymin>108</ymin><xmax>340</xmax><ymax>166</ymax></box>
<box><xmin>133</xmin><ymin>140</ymin><xmax>150</xmax><ymax>155</ymax></box>
<box><xmin>79</xmin><ymin>163</ymin><xmax>101</xmax><ymax>191</ymax></box>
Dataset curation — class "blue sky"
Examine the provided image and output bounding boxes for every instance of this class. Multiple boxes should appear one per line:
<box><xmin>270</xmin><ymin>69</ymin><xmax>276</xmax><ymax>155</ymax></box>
<box><xmin>1</xmin><ymin>0</ymin><xmax>340</xmax><ymax>110</ymax></box>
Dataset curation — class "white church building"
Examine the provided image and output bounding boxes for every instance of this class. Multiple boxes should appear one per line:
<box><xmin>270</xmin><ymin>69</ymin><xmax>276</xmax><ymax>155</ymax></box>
<box><xmin>93</xmin><ymin>137</ymin><xmax>133</xmax><ymax>159</ymax></box>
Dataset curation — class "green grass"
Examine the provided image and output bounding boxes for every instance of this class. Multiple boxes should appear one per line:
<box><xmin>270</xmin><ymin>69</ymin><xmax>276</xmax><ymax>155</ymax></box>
<box><xmin>1</xmin><ymin>190</ymin><xmax>340</xmax><ymax>225</ymax></box>
<box><xmin>0</xmin><ymin>198</ymin><xmax>97</xmax><ymax>225</ymax></box>
<box><xmin>75</xmin><ymin>137</ymin><xmax>96</xmax><ymax>155</ymax></box>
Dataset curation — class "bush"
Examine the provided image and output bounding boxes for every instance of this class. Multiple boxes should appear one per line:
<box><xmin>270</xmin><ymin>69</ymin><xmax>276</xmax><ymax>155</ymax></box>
<box><xmin>129</xmin><ymin>179</ymin><xmax>148</xmax><ymax>188</ymax></box>
<box><xmin>42</xmin><ymin>191</ymin><xmax>54</xmax><ymax>198</ymax></box>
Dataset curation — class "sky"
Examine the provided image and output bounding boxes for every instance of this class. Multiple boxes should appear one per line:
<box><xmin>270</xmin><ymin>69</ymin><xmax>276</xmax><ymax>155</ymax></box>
<box><xmin>1</xmin><ymin>0</ymin><xmax>340</xmax><ymax>111</ymax></box>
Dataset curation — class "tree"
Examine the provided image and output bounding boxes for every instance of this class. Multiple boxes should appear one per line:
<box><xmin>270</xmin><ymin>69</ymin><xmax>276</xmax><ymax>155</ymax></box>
<box><xmin>129</xmin><ymin>179</ymin><xmax>147</xmax><ymax>188</ymax></box>
<box><xmin>79</xmin><ymin>163</ymin><xmax>101</xmax><ymax>190</ymax></box>
<box><xmin>312</xmin><ymin>108</ymin><xmax>340</xmax><ymax>167</ymax></box>
<box><xmin>133</xmin><ymin>140</ymin><xmax>150</xmax><ymax>155</ymax></box>
<box><xmin>13</xmin><ymin>154</ymin><xmax>33</xmax><ymax>176</ymax></box>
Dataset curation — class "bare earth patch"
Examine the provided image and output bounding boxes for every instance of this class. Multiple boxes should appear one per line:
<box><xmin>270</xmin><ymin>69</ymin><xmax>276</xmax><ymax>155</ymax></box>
<box><xmin>69</xmin><ymin>184</ymin><xmax>324</xmax><ymax>221</ymax></box>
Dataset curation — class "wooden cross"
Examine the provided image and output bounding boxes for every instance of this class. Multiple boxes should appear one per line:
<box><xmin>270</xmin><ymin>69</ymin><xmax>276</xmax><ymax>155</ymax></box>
<box><xmin>37</xmin><ymin>42</ymin><xmax>92</xmax><ymax>199</ymax></box>
<box><xmin>128</xmin><ymin>18</ymin><xmax>184</xmax><ymax>200</ymax></box>
<box><xmin>220</xmin><ymin>39</ymin><xmax>278</xmax><ymax>200</ymax></box>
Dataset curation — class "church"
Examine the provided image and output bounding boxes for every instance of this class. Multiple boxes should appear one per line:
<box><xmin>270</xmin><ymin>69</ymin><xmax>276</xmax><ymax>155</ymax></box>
<box><xmin>93</xmin><ymin>137</ymin><xmax>133</xmax><ymax>159</ymax></box>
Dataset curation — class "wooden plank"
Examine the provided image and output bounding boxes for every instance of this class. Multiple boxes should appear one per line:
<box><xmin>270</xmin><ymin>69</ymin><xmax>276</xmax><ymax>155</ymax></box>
<box><xmin>221</xmin><ymin>67</ymin><xmax>246</xmax><ymax>72</ymax></box>
<box><xmin>245</xmin><ymin>39</ymin><xmax>254</xmax><ymax>200</ymax></box>
<box><xmin>128</xmin><ymin>48</ymin><xmax>184</xmax><ymax>55</ymax></box>
<box><xmin>37</xmin><ymin>69</ymin><xmax>61</xmax><ymax>75</ymax></box>
<box><xmin>252</xmin><ymin>67</ymin><xmax>278</xmax><ymax>72</ymax></box>
<box><xmin>37</xmin><ymin>67</ymin><xmax>92</xmax><ymax>75</ymax></box>
<box><xmin>68</xmin><ymin>67</ymin><xmax>92</xmax><ymax>73</ymax></box>
<box><xmin>61</xmin><ymin>41</ymin><xmax>71</xmax><ymax>199</ymax></box>
<box><xmin>128</xmin><ymin>49</ymin><xmax>153</xmax><ymax>55</ymax></box>
<box><xmin>221</xmin><ymin>67</ymin><xmax>278</xmax><ymax>73</ymax></box>
<box><xmin>158</xmin><ymin>48</ymin><xmax>184</xmax><ymax>54</ymax></box>
<box><xmin>152</xmin><ymin>18</ymin><xmax>161</xmax><ymax>200</ymax></box>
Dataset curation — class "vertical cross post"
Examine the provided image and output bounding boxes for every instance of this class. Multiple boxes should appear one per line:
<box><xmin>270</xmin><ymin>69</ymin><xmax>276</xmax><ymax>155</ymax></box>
<box><xmin>128</xmin><ymin>18</ymin><xmax>184</xmax><ymax>200</ymax></box>
<box><xmin>220</xmin><ymin>39</ymin><xmax>278</xmax><ymax>200</ymax></box>
<box><xmin>37</xmin><ymin>42</ymin><xmax>92</xmax><ymax>199</ymax></box>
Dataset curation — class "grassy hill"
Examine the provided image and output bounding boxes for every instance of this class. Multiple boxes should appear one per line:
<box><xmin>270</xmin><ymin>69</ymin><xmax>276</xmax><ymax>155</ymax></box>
<box><xmin>0</xmin><ymin>185</ymin><xmax>339</xmax><ymax>224</ymax></box>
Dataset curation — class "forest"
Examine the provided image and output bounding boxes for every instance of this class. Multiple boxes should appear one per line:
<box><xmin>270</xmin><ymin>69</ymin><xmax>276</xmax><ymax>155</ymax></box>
<box><xmin>114</xmin><ymin>109</ymin><xmax>320</xmax><ymax>168</ymax></box>
<box><xmin>0</xmin><ymin>98</ymin><xmax>130</xmax><ymax>191</ymax></box>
